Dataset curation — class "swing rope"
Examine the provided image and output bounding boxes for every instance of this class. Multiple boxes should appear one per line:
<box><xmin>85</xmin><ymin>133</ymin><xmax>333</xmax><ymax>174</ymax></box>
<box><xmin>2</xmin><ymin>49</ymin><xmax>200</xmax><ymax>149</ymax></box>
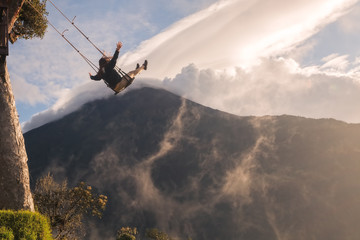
<box><xmin>47</xmin><ymin>0</ymin><xmax>105</xmax><ymax>56</ymax></box>
<box><xmin>26</xmin><ymin>0</ymin><xmax>135</xmax><ymax>90</ymax></box>
<box><xmin>46</xmin><ymin>0</ymin><xmax>134</xmax><ymax>81</ymax></box>
<box><xmin>25</xmin><ymin>0</ymin><xmax>99</xmax><ymax>72</ymax></box>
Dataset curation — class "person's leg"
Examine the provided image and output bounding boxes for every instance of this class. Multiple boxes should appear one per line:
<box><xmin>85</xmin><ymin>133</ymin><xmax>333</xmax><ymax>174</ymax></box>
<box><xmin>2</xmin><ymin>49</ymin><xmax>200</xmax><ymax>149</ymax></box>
<box><xmin>127</xmin><ymin>60</ymin><xmax>148</xmax><ymax>78</ymax></box>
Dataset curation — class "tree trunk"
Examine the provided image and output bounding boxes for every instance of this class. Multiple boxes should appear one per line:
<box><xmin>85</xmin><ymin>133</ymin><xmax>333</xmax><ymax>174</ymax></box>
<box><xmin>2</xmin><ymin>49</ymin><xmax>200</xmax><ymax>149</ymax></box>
<box><xmin>0</xmin><ymin>55</ymin><xmax>34</xmax><ymax>211</ymax></box>
<box><xmin>0</xmin><ymin>0</ymin><xmax>33</xmax><ymax>211</ymax></box>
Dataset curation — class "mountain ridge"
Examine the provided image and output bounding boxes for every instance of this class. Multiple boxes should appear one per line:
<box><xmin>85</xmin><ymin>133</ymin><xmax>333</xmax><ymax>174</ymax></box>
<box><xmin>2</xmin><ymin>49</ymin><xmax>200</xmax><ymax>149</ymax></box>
<box><xmin>24</xmin><ymin>87</ymin><xmax>360</xmax><ymax>240</ymax></box>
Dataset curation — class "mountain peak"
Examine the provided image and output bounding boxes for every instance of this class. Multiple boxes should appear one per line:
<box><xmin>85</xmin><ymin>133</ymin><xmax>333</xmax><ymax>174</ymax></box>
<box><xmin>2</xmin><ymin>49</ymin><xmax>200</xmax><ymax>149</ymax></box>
<box><xmin>25</xmin><ymin>87</ymin><xmax>360</xmax><ymax>240</ymax></box>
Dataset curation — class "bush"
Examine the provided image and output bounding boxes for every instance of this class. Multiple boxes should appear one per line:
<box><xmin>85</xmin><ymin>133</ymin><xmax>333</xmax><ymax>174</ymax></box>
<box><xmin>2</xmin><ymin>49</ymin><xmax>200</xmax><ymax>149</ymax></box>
<box><xmin>33</xmin><ymin>174</ymin><xmax>107</xmax><ymax>239</ymax></box>
<box><xmin>145</xmin><ymin>228</ymin><xmax>172</xmax><ymax>240</ymax></box>
<box><xmin>0</xmin><ymin>210</ymin><xmax>52</xmax><ymax>240</ymax></box>
<box><xmin>117</xmin><ymin>227</ymin><xmax>137</xmax><ymax>240</ymax></box>
<box><xmin>0</xmin><ymin>226</ymin><xmax>14</xmax><ymax>240</ymax></box>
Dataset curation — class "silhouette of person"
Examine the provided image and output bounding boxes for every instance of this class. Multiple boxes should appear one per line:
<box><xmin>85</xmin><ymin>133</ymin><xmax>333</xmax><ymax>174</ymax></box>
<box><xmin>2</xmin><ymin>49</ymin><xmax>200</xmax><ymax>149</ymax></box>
<box><xmin>89</xmin><ymin>41</ymin><xmax>147</xmax><ymax>93</ymax></box>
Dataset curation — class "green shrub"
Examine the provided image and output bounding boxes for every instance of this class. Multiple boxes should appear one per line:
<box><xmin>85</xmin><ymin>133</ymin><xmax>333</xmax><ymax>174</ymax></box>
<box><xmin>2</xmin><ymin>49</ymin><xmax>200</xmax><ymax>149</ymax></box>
<box><xmin>0</xmin><ymin>210</ymin><xmax>52</xmax><ymax>240</ymax></box>
<box><xmin>0</xmin><ymin>226</ymin><xmax>14</xmax><ymax>240</ymax></box>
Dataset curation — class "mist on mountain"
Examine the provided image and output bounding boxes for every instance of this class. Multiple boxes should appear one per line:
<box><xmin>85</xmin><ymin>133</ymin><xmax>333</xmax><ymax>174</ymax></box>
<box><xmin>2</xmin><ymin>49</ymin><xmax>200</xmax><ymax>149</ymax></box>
<box><xmin>24</xmin><ymin>87</ymin><xmax>360</xmax><ymax>240</ymax></box>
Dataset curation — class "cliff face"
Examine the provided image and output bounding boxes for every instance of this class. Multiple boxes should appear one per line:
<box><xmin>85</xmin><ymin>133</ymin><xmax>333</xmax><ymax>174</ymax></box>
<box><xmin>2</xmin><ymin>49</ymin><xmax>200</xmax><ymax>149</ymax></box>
<box><xmin>25</xmin><ymin>87</ymin><xmax>360</xmax><ymax>239</ymax></box>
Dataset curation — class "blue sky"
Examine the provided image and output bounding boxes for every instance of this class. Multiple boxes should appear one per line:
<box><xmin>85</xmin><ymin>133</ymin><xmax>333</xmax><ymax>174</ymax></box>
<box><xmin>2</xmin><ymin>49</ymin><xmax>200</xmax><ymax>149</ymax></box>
<box><xmin>8</xmin><ymin>0</ymin><xmax>360</xmax><ymax>131</ymax></box>
<box><xmin>10</xmin><ymin>0</ymin><xmax>218</xmax><ymax>123</ymax></box>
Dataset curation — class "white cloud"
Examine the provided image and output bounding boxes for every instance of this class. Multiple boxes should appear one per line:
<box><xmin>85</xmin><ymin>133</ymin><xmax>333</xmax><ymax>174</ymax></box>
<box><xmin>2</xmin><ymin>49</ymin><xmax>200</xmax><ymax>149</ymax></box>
<box><xmin>23</xmin><ymin>55</ymin><xmax>360</xmax><ymax>133</ymax></box>
<box><xmin>119</xmin><ymin>0</ymin><xmax>358</xmax><ymax>79</ymax></box>
<box><xmin>21</xmin><ymin>81</ymin><xmax>106</xmax><ymax>131</ymax></box>
<box><xmin>337</xmin><ymin>2</ymin><xmax>360</xmax><ymax>33</ymax></box>
<box><xmin>321</xmin><ymin>53</ymin><xmax>350</xmax><ymax>71</ymax></box>
<box><xmin>8</xmin><ymin>30</ymin><xmax>91</xmax><ymax>105</ymax></box>
<box><xmin>21</xmin><ymin>79</ymin><xmax>156</xmax><ymax>132</ymax></box>
<box><xmin>10</xmin><ymin>74</ymin><xmax>48</xmax><ymax>105</ymax></box>
<box><xmin>162</xmin><ymin>58</ymin><xmax>360</xmax><ymax>122</ymax></box>
<box><xmin>10</xmin><ymin>0</ymin><xmax>219</xmax><ymax>108</ymax></box>
<box><xmin>20</xmin><ymin>0</ymin><xmax>360</xmax><ymax>131</ymax></box>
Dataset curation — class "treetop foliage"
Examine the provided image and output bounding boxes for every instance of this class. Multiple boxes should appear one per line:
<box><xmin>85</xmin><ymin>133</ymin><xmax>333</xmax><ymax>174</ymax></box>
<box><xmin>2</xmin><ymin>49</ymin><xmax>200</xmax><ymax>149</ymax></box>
<box><xmin>33</xmin><ymin>174</ymin><xmax>107</xmax><ymax>240</ymax></box>
<box><xmin>10</xmin><ymin>0</ymin><xmax>48</xmax><ymax>43</ymax></box>
<box><xmin>117</xmin><ymin>227</ymin><xmax>174</xmax><ymax>240</ymax></box>
<box><xmin>145</xmin><ymin>228</ymin><xmax>173</xmax><ymax>240</ymax></box>
<box><xmin>117</xmin><ymin>227</ymin><xmax>138</xmax><ymax>240</ymax></box>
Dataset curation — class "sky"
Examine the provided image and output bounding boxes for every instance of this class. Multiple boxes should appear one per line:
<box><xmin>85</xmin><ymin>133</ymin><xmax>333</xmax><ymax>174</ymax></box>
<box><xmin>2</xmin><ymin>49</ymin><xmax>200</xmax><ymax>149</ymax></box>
<box><xmin>7</xmin><ymin>0</ymin><xmax>360</xmax><ymax>132</ymax></box>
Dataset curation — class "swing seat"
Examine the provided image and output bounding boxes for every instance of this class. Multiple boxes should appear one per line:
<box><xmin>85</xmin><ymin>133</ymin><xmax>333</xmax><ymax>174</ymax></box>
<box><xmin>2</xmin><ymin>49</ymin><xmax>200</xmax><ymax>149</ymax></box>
<box><xmin>112</xmin><ymin>74</ymin><xmax>135</xmax><ymax>95</ymax></box>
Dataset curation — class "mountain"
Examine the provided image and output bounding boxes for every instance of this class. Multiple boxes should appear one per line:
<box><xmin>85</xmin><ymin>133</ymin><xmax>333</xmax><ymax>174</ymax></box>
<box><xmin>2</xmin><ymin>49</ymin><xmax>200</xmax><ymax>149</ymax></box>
<box><xmin>24</xmin><ymin>87</ymin><xmax>360</xmax><ymax>240</ymax></box>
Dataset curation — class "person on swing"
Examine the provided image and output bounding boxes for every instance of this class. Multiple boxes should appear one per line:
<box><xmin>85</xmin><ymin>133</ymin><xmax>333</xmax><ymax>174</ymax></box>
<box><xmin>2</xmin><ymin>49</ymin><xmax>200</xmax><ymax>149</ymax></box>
<box><xmin>89</xmin><ymin>41</ymin><xmax>148</xmax><ymax>93</ymax></box>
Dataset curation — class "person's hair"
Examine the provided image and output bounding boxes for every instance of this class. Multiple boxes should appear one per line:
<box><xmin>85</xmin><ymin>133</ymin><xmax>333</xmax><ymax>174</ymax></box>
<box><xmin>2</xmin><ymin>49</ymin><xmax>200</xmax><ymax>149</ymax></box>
<box><xmin>99</xmin><ymin>56</ymin><xmax>111</xmax><ymax>68</ymax></box>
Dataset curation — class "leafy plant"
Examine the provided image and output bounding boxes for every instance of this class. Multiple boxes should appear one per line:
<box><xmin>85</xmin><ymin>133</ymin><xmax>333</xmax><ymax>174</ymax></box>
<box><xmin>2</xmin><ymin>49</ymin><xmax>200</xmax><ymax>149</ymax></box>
<box><xmin>116</xmin><ymin>227</ymin><xmax>138</xmax><ymax>240</ymax></box>
<box><xmin>0</xmin><ymin>210</ymin><xmax>52</xmax><ymax>240</ymax></box>
<box><xmin>10</xmin><ymin>0</ymin><xmax>48</xmax><ymax>43</ymax></box>
<box><xmin>33</xmin><ymin>174</ymin><xmax>107</xmax><ymax>240</ymax></box>
<box><xmin>0</xmin><ymin>226</ymin><xmax>14</xmax><ymax>240</ymax></box>
<box><xmin>145</xmin><ymin>228</ymin><xmax>172</xmax><ymax>240</ymax></box>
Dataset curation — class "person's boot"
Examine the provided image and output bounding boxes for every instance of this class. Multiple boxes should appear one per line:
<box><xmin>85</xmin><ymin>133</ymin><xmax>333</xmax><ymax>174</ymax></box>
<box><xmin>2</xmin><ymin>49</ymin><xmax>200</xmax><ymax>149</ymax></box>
<box><xmin>143</xmin><ymin>60</ymin><xmax>148</xmax><ymax>70</ymax></box>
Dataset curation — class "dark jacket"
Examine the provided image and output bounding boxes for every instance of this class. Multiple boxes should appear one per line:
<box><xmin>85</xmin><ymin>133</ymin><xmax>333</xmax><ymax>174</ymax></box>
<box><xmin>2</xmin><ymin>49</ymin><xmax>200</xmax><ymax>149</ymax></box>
<box><xmin>90</xmin><ymin>49</ymin><xmax>121</xmax><ymax>89</ymax></box>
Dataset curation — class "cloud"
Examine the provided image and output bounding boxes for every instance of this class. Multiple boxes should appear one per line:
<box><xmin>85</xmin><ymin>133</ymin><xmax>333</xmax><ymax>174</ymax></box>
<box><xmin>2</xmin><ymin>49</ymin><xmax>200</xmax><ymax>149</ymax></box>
<box><xmin>119</xmin><ymin>0</ymin><xmax>358</xmax><ymax>79</ymax></box>
<box><xmin>321</xmin><ymin>53</ymin><xmax>350</xmax><ymax>71</ymax></box>
<box><xmin>221</xmin><ymin>132</ymin><xmax>274</xmax><ymax>204</ymax></box>
<box><xmin>162</xmin><ymin>57</ymin><xmax>360</xmax><ymax>122</ymax></box>
<box><xmin>23</xmin><ymin>53</ymin><xmax>360</xmax><ymax>132</ymax></box>
<box><xmin>8</xmin><ymin>30</ymin><xmax>92</xmax><ymax>106</ymax></box>
<box><xmin>11</xmin><ymin>0</ymin><xmax>221</xmax><ymax>125</ymax></box>
<box><xmin>20</xmin><ymin>0</ymin><xmax>360</xmax><ymax>131</ymax></box>
<box><xmin>81</xmin><ymin>96</ymin><xmax>261</xmax><ymax>238</ymax></box>
<box><xmin>337</xmin><ymin>2</ymin><xmax>360</xmax><ymax>33</ymax></box>
<box><xmin>21</xmin><ymin>81</ymin><xmax>110</xmax><ymax>132</ymax></box>
<box><xmin>82</xmin><ymin>99</ymin><xmax>211</xmax><ymax>235</ymax></box>
<box><xmin>10</xmin><ymin>0</ymin><xmax>220</xmax><ymax>101</ymax></box>
<box><xmin>21</xmin><ymin>79</ymin><xmax>157</xmax><ymax>132</ymax></box>
<box><xmin>10</xmin><ymin>73</ymin><xmax>48</xmax><ymax>105</ymax></box>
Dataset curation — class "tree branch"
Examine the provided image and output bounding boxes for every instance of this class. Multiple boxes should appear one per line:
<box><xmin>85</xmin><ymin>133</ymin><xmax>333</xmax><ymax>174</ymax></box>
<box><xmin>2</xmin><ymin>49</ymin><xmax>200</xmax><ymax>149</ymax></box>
<box><xmin>5</xmin><ymin>0</ymin><xmax>26</xmax><ymax>32</ymax></box>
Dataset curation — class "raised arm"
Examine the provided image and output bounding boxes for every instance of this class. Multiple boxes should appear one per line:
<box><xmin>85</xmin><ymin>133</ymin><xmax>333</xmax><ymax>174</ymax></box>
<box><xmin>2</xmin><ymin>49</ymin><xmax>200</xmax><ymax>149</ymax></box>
<box><xmin>106</xmin><ymin>41</ymin><xmax>122</xmax><ymax>70</ymax></box>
